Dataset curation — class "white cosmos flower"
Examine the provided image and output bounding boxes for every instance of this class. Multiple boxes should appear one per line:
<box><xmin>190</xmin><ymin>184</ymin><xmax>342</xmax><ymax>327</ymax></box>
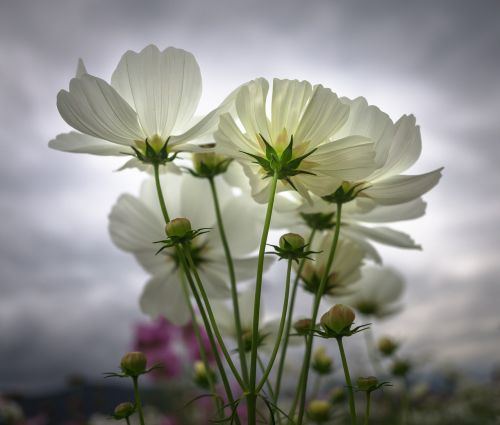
<box><xmin>300</xmin><ymin>234</ymin><xmax>366</xmax><ymax>298</ymax></box>
<box><xmin>271</xmin><ymin>192</ymin><xmax>425</xmax><ymax>263</ymax></box>
<box><xmin>331</xmin><ymin>97</ymin><xmax>443</xmax><ymax>206</ymax></box>
<box><xmin>50</xmin><ymin>45</ymin><xmax>234</xmax><ymax>171</ymax></box>
<box><xmin>214</xmin><ymin>78</ymin><xmax>377</xmax><ymax>202</ymax></box>
<box><xmin>108</xmin><ymin>172</ymin><xmax>266</xmax><ymax>325</ymax></box>
<box><xmin>339</xmin><ymin>266</ymin><xmax>405</xmax><ymax>318</ymax></box>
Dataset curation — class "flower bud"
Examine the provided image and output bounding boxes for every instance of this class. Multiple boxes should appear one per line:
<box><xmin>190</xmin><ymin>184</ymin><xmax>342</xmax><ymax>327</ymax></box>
<box><xmin>113</xmin><ymin>402</ymin><xmax>135</xmax><ymax>419</ymax></box>
<box><xmin>357</xmin><ymin>376</ymin><xmax>379</xmax><ymax>392</ymax></box>
<box><xmin>306</xmin><ymin>400</ymin><xmax>331</xmax><ymax>422</ymax></box>
<box><xmin>391</xmin><ymin>359</ymin><xmax>411</xmax><ymax>377</ymax></box>
<box><xmin>330</xmin><ymin>386</ymin><xmax>346</xmax><ymax>404</ymax></box>
<box><xmin>293</xmin><ymin>318</ymin><xmax>312</xmax><ymax>336</ymax></box>
<box><xmin>193</xmin><ymin>361</ymin><xmax>215</xmax><ymax>389</ymax></box>
<box><xmin>279</xmin><ymin>233</ymin><xmax>305</xmax><ymax>251</ymax></box>
<box><xmin>320</xmin><ymin>304</ymin><xmax>355</xmax><ymax>335</ymax></box>
<box><xmin>165</xmin><ymin>218</ymin><xmax>192</xmax><ymax>238</ymax></box>
<box><xmin>120</xmin><ymin>352</ymin><xmax>147</xmax><ymax>376</ymax></box>
<box><xmin>312</xmin><ymin>346</ymin><xmax>332</xmax><ymax>375</ymax></box>
<box><xmin>378</xmin><ymin>336</ymin><xmax>398</xmax><ymax>357</ymax></box>
<box><xmin>192</xmin><ymin>150</ymin><xmax>229</xmax><ymax>177</ymax></box>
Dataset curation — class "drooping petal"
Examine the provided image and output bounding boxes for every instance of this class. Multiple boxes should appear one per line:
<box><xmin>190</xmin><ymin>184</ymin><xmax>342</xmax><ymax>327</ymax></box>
<box><xmin>57</xmin><ymin>74</ymin><xmax>144</xmax><ymax>145</ymax></box>
<box><xmin>344</xmin><ymin>223</ymin><xmax>421</xmax><ymax>249</ymax></box>
<box><xmin>371</xmin><ymin>115</ymin><xmax>422</xmax><ymax>179</ymax></box>
<box><xmin>140</xmin><ymin>270</ymin><xmax>191</xmax><ymax>325</ymax></box>
<box><xmin>294</xmin><ymin>85</ymin><xmax>349</xmax><ymax>148</ymax></box>
<box><xmin>364</xmin><ymin>168</ymin><xmax>443</xmax><ymax>205</ymax></box>
<box><xmin>235</xmin><ymin>78</ymin><xmax>271</xmax><ymax>142</ymax></box>
<box><xmin>346</xmin><ymin>198</ymin><xmax>427</xmax><ymax>223</ymax></box>
<box><xmin>111</xmin><ymin>45</ymin><xmax>202</xmax><ymax>139</ymax></box>
<box><xmin>270</xmin><ymin>79</ymin><xmax>312</xmax><ymax>140</ymax></box>
<box><xmin>49</xmin><ymin>132</ymin><xmax>126</xmax><ymax>156</ymax></box>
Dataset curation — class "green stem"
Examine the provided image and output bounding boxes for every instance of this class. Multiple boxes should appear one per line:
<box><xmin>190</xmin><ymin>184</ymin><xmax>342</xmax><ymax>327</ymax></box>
<box><xmin>125</xmin><ymin>417</ymin><xmax>131</xmax><ymax>425</ymax></box>
<box><xmin>274</xmin><ymin>229</ymin><xmax>317</xmax><ymax>402</ymax></box>
<box><xmin>337</xmin><ymin>337</ymin><xmax>357</xmax><ymax>425</ymax></box>
<box><xmin>258</xmin><ymin>354</ymin><xmax>276</xmax><ymax>400</ymax></box>
<box><xmin>287</xmin><ymin>336</ymin><xmax>308</xmax><ymax>423</ymax></box>
<box><xmin>132</xmin><ymin>376</ymin><xmax>146</xmax><ymax>425</ymax></box>
<box><xmin>182</xmin><ymin>247</ymin><xmax>246</xmax><ymax>389</ymax></box>
<box><xmin>295</xmin><ymin>203</ymin><xmax>343</xmax><ymax>424</ymax></box>
<box><xmin>208</xmin><ymin>177</ymin><xmax>249</xmax><ymax>386</ymax></box>
<box><xmin>153</xmin><ymin>163</ymin><xmax>170</xmax><ymax>222</ymax></box>
<box><xmin>257</xmin><ymin>259</ymin><xmax>293</xmax><ymax>392</ymax></box>
<box><xmin>363</xmin><ymin>327</ymin><xmax>385</xmax><ymax>377</ymax></box>
<box><xmin>248</xmin><ymin>172</ymin><xmax>279</xmax><ymax>423</ymax></box>
<box><xmin>178</xmin><ymin>253</ymin><xmax>240</xmax><ymax>424</ymax></box>
<box><xmin>311</xmin><ymin>374</ymin><xmax>322</xmax><ymax>400</ymax></box>
<box><xmin>179</xmin><ymin>273</ymin><xmax>223</xmax><ymax>416</ymax></box>
<box><xmin>152</xmin><ymin>165</ymin><xmax>235</xmax><ymax>421</ymax></box>
<box><xmin>400</xmin><ymin>376</ymin><xmax>409</xmax><ymax>425</ymax></box>
<box><xmin>364</xmin><ymin>392</ymin><xmax>371</xmax><ymax>425</ymax></box>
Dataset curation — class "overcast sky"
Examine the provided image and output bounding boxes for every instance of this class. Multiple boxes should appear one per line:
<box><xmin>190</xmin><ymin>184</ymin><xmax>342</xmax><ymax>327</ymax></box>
<box><xmin>1</xmin><ymin>0</ymin><xmax>499</xmax><ymax>393</ymax></box>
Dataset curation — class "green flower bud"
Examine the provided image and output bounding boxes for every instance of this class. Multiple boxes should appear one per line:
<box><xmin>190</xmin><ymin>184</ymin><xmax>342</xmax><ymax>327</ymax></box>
<box><xmin>113</xmin><ymin>402</ymin><xmax>135</xmax><ymax>419</ymax></box>
<box><xmin>192</xmin><ymin>150</ymin><xmax>230</xmax><ymax>177</ymax></box>
<box><xmin>391</xmin><ymin>359</ymin><xmax>411</xmax><ymax>377</ymax></box>
<box><xmin>120</xmin><ymin>352</ymin><xmax>147</xmax><ymax>376</ymax></box>
<box><xmin>330</xmin><ymin>386</ymin><xmax>346</xmax><ymax>404</ymax></box>
<box><xmin>312</xmin><ymin>346</ymin><xmax>332</xmax><ymax>375</ymax></box>
<box><xmin>279</xmin><ymin>233</ymin><xmax>305</xmax><ymax>251</ymax></box>
<box><xmin>165</xmin><ymin>218</ymin><xmax>192</xmax><ymax>238</ymax></box>
<box><xmin>320</xmin><ymin>304</ymin><xmax>355</xmax><ymax>335</ymax></box>
<box><xmin>193</xmin><ymin>361</ymin><xmax>216</xmax><ymax>389</ymax></box>
<box><xmin>357</xmin><ymin>376</ymin><xmax>379</xmax><ymax>392</ymax></box>
<box><xmin>307</xmin><ymin>400</ymin><xmax>331</xmax><ymax>422</ymax></box>
<box><xmin>378</xmin><ymin>336</ymin><xmax>398</xmax><ymax>357</ymax></box>
<box><xmin>293</xmin><ymin>318</ymin><xmax>312</xmax><ymax>336</ymax></box>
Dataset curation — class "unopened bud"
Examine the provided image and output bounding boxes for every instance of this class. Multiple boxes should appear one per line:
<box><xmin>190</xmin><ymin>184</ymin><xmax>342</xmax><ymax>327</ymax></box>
<box><xmin>320</xmin><ymin>304</ymin><xmax>355</xmax><ymax>335</ymax></box>
<box><xmin>312</xmin><ymin>346</ymin><xmax>332</xmax><ymax>375</ymax></box>
<box><xmin>293</xmin><ymin>318</ymin><xmax>312</xmax><ymax>336</ymax></box>
<box><xmin>307</xmin><ymin>400</ymin><xmax>331</xmax><ymax>422</ymax></box>
<box><xmin>192</xmin><ymin>150</ymin><xmax>229</xmax><ymax>177</ymax></box>
<box><xmin>193</xmin><ymin>361</ymin><xmax>215</xmax><ymax>389</ymax></box>
<box><xmin>330</xmin><ymin>386</ymin><xmax>346</xmax><ymax>404</ymax></box>
<box><xmin>378</xmin><ymin>336</ymin><xmax>398</xmax><ymax>357</ymax></box>
<box><xmin>113</xmin><ymin>402</ymin><xmax>135</xmax><ymax>419</ymax></box>
<box><xmin>120</xmin><ymin>352</ymin><xmax>147</xmax><ymax>376</ymax></box>
<box><xmin>391</xmin><ymin>359</ymin><xmax>411</xmax><ymax>377</ymax></box>
<box><xmin>166</xmin><ymin>218</ymin><xmax>192</xmax><ymax>238</ymax></box>
<box><xmin>357</xmin><ymin>376</ymin><xmax>379</xmax><ymax>392</ymax></box>
<box><xmin>279</xmin><ymin>233</ymin><xmax>305</xmax><ymax>251</ymax></box>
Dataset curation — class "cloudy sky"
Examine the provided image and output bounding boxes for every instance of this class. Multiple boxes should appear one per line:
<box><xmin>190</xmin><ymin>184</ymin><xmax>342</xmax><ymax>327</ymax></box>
<box><xmin>1</xmin><ymin>0</ymin><xmax>499</xmax><ymax>393</ymax></box>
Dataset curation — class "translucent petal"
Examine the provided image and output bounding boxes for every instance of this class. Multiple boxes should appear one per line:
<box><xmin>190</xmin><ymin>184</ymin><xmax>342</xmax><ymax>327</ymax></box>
<box><xmin>49</xmin><ymin>132</ymin><xmax>126</xmax><ymax>156</ymax></box>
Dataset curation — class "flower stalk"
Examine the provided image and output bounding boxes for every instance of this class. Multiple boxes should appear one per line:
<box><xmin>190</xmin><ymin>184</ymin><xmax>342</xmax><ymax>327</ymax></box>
<box><xmin>132</xmin><ymin>376</ymin><xmax>146</xmax><ymax>425</ymax></box>
<box><xmin>337</xmin><ymin>337</ymin><xmax>357</xmax><ymax>425</ymax></box>
<box><xmin>295</xmin><ymin>202</ymin><xmax>343</xmax><ymax>424</ymax></box>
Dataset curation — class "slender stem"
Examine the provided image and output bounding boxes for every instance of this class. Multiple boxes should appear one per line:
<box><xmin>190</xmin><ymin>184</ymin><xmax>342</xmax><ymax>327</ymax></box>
<box><xmin>363</xmin><ymin>327</ymin><xmax>385</xmax><ymax>377</ymax></box>
<box><xmin>257</xmin><ymin>259</ymin><xmax>293</xmax><ymax>392</ymax></box>
<box><xmin>179</xmin><ymin>273</ymin><xmax>222</xmax><ymax>416</ymax></box>
<box><xmin>153</xmin><ymin>163</ymin><xmax>170</xmax><ymax>222</ymax></box>
<box><xmin>311</xmin><ymin>374</ymin><xmax>322</xmax><ymax>400</ymax></box>
<box><xmin>152</xmin><ymin>165</ymin><xmax>235</xmax><ymax>421</ymax></box>
<box><xmin>248</xmin><ymin>172</ymin><xmax>279</xmax><ymax>424</ymax></box>
<box><xmin>132</xmin><ymin>377</ymin><xmax>146</xmax><ymax>425</ymax></box>
<box><xmin>178</xmin><ymin>253</ymin><xmax>240</xmax><ymax>425</ymax></box>
<box><xmin>364</xmin><ymin>392</ymin><xmax>371</xmax><ymax>425</ymax></box>
<box><xmin>337</xmin><ymin>337</ymin><xmax>357</xmax><ymax>425</ymax></box>
<box><xmin>400</xmin><ymin>376</ymin><xmax>409</xmax><ymax>425</ymax></box>
<box><xmin>295</xmin><ymin>203</ymin><xmax>343</xmax><ymax>424</ymax></box>
<box><xmin>125</xmin><ymin>417</ymin><xmax>131</xmax><ymax>425</ymax></box>
<box><xmin>257</xmin><ymin>354</ymin><xmax>276</xmax><ymax>400</ymax></box>
<box><xmin>287</xmin><ymin>336</ymin><xmax>308</xmax><ymax>423</ymax></box>
<box><xmin>274</xmin><ymin>229</ymin><xmax>317</xmax><ymax>402</ymax></box>
<box><xmin>208</xmin><ymin>177</ymin><xmax>249</xmax><ymax>385</ymax></box>
<box><xmin>182</xmin><ymin>247</ymin><xmax>246</xmax><ymax>389</ymax></box>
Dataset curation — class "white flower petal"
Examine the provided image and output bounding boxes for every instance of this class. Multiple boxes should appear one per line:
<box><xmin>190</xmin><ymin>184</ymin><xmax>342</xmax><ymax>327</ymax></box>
<box><xmin>235</xmin><ymin>78</ymin><xmax>270</xmax><ymax>142</ymax></box>
<box><xmin>295</xmin><ymin>85</ymin><xmax>349</xmax><ymax>148</ymax></box>
<box><xmin>371</xmin><ymin>115</ymin><xmax>422</xmax><ymax>179</ymax></box>
<box><xmin>270</xmin><ymin>79</ymin><xmax>312</xmax><ymax>140</ymax></box>
<box><xmin>215</xmin><ymin>113</ymin><xmax>260</xmax><ymax>160</ymax></box>
<box><xmin>364</xmin><ymin>168</ymin><xmax>443</xmax><ymax>205</ymax></box>
<box><xmin>140</xmin><ymin>271</ymin><xmax>191</xmax><ymax>325</ymax></box>
<box><xmin>111</xmin><ymin>45</ymin><xmax>202</xmax><ymax>139</ymax></box>
<box><xmin>197</xmin><ymin>267</ymin><xmax>231</xmax><ymax>299</ymax></box>
<box><xmin>345</xmin><ymin>223</ymin><xmax>421</xmax><ymax>249</ymax></box>
<box><xmin>49</xmin><ymin>132</ymin><xmax>126</xmax><ymax>156</ymax></box>
<box><xmin>347</xmin><ymin>198</ymin><xmax>427</xmax><ymax>223</ymax></box>
<box><xmin>76</xmin><ymin>58</ymin><xmax>87</xmax><ymax>78</ymax></box>
<box><xmin>57</xmin><ymin>74</ymin><xmax>144</xmax><ymax>145</ymax></box>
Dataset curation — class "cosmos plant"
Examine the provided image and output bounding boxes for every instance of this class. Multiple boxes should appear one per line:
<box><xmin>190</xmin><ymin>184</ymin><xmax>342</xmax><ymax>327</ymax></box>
<box><xmin>50</xmin><ymin>45</ymin><xmax>442</xmax><ymax>425</ymax></box>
